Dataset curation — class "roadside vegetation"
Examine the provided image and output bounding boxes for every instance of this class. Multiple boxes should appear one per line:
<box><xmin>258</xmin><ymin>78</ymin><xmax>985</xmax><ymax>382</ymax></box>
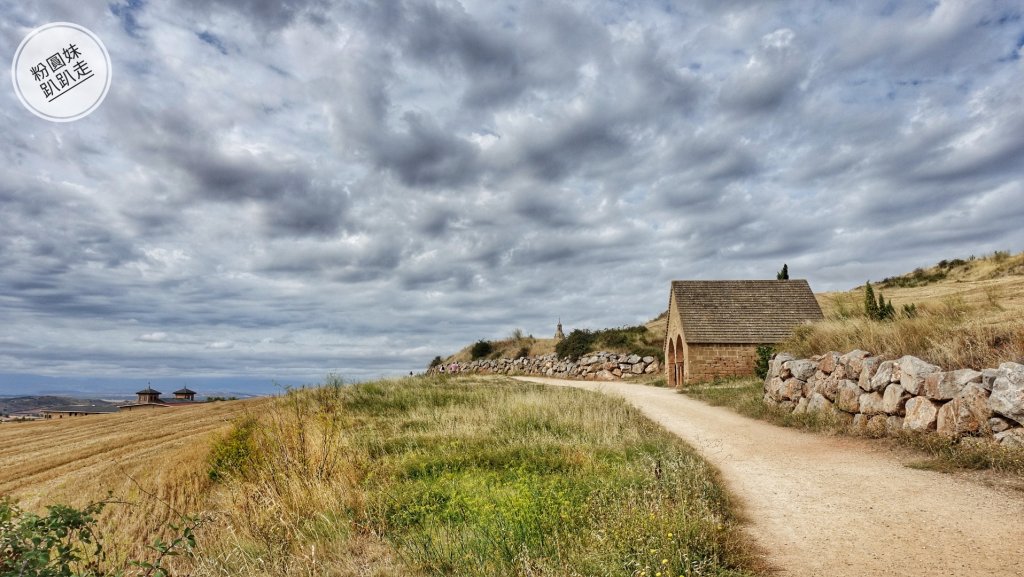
<box><xmin>684</xmin><ymin>378</ymin><xmax>1024</xmax><ymax>476</ymax></box>
<box><xmin>2</xmin><ymin>375</ymin><xmax>759</xmax><ymax>577</ymax></box>
<box><xmin>441</xmin><ymin>323</ymin><xmax>665</xmax><ymax>366</ymax></box>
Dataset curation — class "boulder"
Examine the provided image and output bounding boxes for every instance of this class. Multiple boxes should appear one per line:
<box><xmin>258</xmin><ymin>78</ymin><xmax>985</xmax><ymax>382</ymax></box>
<box><xmin>793</xmin><ymin>397</ymin><xmax>809</xmax><ymax>414</ymax></box>
<box><xmin>643</xmin><ymin>356</ymin><xmax>655</xmax><ymax>363</ymax></box>
<box><xmin>595</xmin><ymin>369</ymin><xmax>616</xmax><ymax>381</ymax></box>
<box><xmin>857</xmin><ymin>356</ymin><xmax>884</xmax><ymax>391</ymax></box>
<box><xmin>840</xmin><ymin>350</ymin><xmax>871</xmax><ymax>378</ymax></box>
<box><xmin>994</xmin><ymin>428</ymin><xmax>1024</xmax><ymax>448</ymax></box>
<box><xmin>859</xmin><ymin>392</ymin><xmax>886</xmax><ymax>415</ymax></box>
<box><xmin>936</xmin><ymin>401</ymin><xmax>957</xmax><ymax>437</ymax></box>
<box><xmin>770</xmin><ymin>353</ymin><xmax>795</xmax><ymax>378</ymax></box>
<box><xmin>868</xmin><ymin>360</ymin><xmax>898</xmax><ymax>392</ymax></box>
<box><xmin>808</xmin><ymin>392</ymin><xmax>838</xmax><ymax>413</ymax></box>
<box><xmin>988</xmin><ymin>362</ymin><xmax>1024</xmax><ymax>424</ymax></box>
<box><xmin>922</xmin><ymin>369</ymin><xmax>981</xmax><ymax>401</ymax></box>
<box><xmin>819</xmin><ymin>369</ymin><xmax>845</xmax><ymax>402</ymax></box>
<box><xmin>817</xmin><ymin>352</ymin><xmax>841</xmax><ymax>374</ymax></box>
<box><xmin>784</xmin><ymin>359</ymin><xmax>817</xmax><ymax>382</ymax></box>
<box><xmin>903</xmin><ymin>397</ymin><xmax>940</xmax><ymax>432</ymax></box>
<box><xmin>882</xmin><ymin>384</ymin><xmax>911</xmax><ymax>416</ymax></box>
<box><xmin>612</xmin><ymin>368</ymin><xmax>623</xmax><ymax>377</ymax></box>
<box><xmin>886</xmin><ymin>415</ymin><xmax>905</xmax><ymax>434</ymax></box>
<box><xmin>836</xmin><ymin>380</ymin><xmax>861</xmax><ymax>413</ymax></box>
<box><xmin>631</xmin><ymin>362</ymin><xmax>645</xmax><ymax>374</ymax></box>
<box><xmin>644</xmin><ymin>361</ymin><xmax>660</xmax><ymax>374</ymax></box>
<box><xmin>898</xmin><ymin>356</ymin><xmax>941</xmax><ymax>396</ymax></box>
<box><xmin>852</xmin><ymin>413</ymin><xmax>869</xmax><ymax>430</ymax></box>
<box><xmin>802</xmin><ymin>372</ymin><xmax>818</xmax><ymax>398</ymax></box>
<box><xmin>779</xmin><ymin>378</ymin><xmax>804</xmax><ymax>402</ymax></box>
<box><xmin>626</xmin><ymin>354</ymin><xmax>642</xmax><ymax>364</ymax></box>
<box><xmin>950</xmin><ymin>383</ymin><xmax>992</xmax><ymax>436</ymax></box>
<box><xmin>989</xmin><ymin>416</ymin><xmax>1015</xmax><ymax>433</ymax></box>
<box><xmin>981</xmin><ymin>368</ymin><xmax>999</xmax><ymax>391</ymax></box>
<box><xmin>765</xmin><ymin>376</ymin><xmax>783</xmax><ymax>401</ymax></box>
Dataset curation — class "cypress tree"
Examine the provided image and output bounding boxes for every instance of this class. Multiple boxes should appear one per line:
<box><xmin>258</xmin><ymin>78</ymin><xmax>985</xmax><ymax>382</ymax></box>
<box><xmin>864</xmin><ymin>282</ymin><xmax>879</xmax><ymax>320</ymax></box>
<box><xmin>777</xmin><ymin>264</ymin><xmax>789</xmax><ymax>280</ymax></box>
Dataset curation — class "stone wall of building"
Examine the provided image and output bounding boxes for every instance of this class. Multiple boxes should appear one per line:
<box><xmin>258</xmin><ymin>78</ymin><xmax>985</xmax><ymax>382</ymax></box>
<box><xmin>764</xmin><ymin>350</ymin><xmax>1024</xmax><ymax>446</ymax></box>
<box><xmin>686</xmin><ymin>343</ymin><xmax>761</xmax><ymax>384</ymax></box>
<box><xmin>428</xmin><ymin>352</ymin><xmax>661</xmax><ymax>381</ymax></box>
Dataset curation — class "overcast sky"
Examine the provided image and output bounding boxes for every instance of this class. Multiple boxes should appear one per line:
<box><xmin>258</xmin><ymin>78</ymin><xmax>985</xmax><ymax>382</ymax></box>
<box><xmin>2</xmin><ymin>0</ymin><xmax>1023</xmax><ymax>392</ymax></box>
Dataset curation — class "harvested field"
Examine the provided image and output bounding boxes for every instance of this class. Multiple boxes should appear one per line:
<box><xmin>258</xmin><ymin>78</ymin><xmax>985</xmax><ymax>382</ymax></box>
<box><xmin>0</xmin><ymin>398</ymin><xmax>268</xmax><ymax>561</ymax></box>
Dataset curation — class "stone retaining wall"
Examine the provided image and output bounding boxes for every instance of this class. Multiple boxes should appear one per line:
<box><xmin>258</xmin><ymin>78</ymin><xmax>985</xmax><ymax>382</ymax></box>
<box><xmin>764</xmin><ymin>350</ymin><xmax>1024</xmax><ymax>446</ymax></box>
<box><xmin>428</xmin><ymin>352</ymin><xmax>661</xmax><ymax>381</ymax></box>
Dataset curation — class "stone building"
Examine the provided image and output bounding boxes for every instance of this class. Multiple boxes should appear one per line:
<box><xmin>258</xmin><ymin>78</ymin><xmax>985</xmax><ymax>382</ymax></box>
<box><xmin>135</xmin><ymin>386</ymin><xmax>162</xmax><ymax>404</ymax></box>
<box><xmin>665</xmin><ymin>280</ymin><xmax>823</xmax><ymax>387</ymax></box>
<box><xmin>173</xmin><ymin>387</ymin><xmax>197</xmax><ymax>401</ymax></box>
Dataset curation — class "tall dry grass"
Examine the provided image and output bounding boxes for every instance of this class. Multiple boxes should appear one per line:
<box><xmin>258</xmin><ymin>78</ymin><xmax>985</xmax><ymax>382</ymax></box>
<box><xmin>781</xmin><ymin>295</ymin><xmax>1024</xmax><ymax>370</ymax></box>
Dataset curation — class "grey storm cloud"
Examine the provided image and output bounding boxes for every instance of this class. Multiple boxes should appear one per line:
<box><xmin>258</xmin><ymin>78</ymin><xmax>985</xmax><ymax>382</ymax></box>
<box><xmin>1</xmin><ymin>0</ymin><xmax>1023</xmax><ymax>390</ymax></box>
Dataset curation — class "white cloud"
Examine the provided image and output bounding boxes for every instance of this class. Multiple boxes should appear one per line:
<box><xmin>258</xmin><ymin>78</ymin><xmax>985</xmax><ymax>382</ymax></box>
<box><xmin>0</xmin><ymin>0</ymin><xmax>1022</xmax><ymax>390</ymax></box>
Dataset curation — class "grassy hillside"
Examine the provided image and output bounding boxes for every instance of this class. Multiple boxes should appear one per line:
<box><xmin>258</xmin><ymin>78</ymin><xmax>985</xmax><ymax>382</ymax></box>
<box><xmin>1</xmin><ymin>376</ymin><xmax>759</xmax><ymax>577</ymax></box>
<box><xmin>783</xmin><ymin>250</ymin><xmax>1024</xmax><ymax>369</ymax></box>
<box><xmin>816</xmin><ymin>250</ymin><xmax>1024</xmax><ymax>325</ymax></box>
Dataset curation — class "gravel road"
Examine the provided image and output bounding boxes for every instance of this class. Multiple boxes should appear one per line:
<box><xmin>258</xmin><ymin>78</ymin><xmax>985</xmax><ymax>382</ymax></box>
<box><xmin>514</xmin><ymin>376</ymin><xmax>1024</xmax><ymax>577</ymax></box>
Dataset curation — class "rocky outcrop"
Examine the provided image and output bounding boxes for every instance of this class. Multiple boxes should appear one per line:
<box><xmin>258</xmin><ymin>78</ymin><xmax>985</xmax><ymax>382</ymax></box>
<box><xmin>429</xmin><ymin>351</ymin><xmax>661</xmax><ymax>381</ymax></box>
<box><xmin>765</xmin><ymin>351</ymin><xmax>1024</xmax><ymax>446</ymax></box>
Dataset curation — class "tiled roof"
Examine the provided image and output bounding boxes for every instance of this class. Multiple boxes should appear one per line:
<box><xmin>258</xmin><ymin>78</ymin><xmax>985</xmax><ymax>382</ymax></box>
<box><xmin>671</xmin><ymin>280</ymin><xmax>824</xmax><ymax>344</ymax></box>
<box><xmin>173</xmin><ymin>387</ymin><xmax>196</xmax><ymax>395</ymax></box>
<box><xmin>136</xmin><ymin>387</ymin><xmax>161</xmax><ymax>395</ymax></box>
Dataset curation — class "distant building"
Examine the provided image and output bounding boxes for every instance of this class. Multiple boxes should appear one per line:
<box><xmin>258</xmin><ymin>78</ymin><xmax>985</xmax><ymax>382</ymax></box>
<box><xmin>554</xmin><ymin>319</ymin><xmax>565</xmax><ymax>341</ymax></box>
<box><xmin>665</xmin><ymin>280</ymin><xmax>823</xmax><ymax>386</ymax></box>
<box><xmin>119</xmin><ymin>385</ymin><xmax>201</xmax><ymax>410</ymax></box>
<box><xmin>135</xmin><ymin>386</ymin><xmax>162</xmax><ymax>404</ymax></box>
<box><xmin>39</xmin><ymin>406</ymin><xmax>119</xmax><ymax>419</ymax></box>
<box><xmin>172</xmin><ymin>387</ymin><xmax>196</xmax><ymax>401</ymax></box>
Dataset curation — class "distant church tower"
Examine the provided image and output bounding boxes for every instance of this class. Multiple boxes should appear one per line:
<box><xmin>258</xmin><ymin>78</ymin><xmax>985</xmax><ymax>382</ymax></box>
<box><xmin>554</xmin><ymin>318</ymin><xmax>565</xmax><ymax>341</ymax></box>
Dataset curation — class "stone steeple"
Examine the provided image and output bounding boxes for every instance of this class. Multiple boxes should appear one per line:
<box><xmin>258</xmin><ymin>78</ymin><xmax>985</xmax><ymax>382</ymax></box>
<box><xmin>554</xmin><ymin>318</ymin><xmax>565</xmax><ymax>341</ymax></box>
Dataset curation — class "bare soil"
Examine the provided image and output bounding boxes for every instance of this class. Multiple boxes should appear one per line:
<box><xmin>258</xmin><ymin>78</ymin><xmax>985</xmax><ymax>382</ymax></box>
<box><xmin>515</xmin><ymin>377</ymin><xmax>1024</xmax><ymax>577</ymax></box>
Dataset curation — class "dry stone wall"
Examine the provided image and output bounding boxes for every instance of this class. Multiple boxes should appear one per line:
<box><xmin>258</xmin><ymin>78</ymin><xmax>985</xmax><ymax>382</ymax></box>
<box><xmin>764</xmin><ymin>350</ymin><xmax>1024</xmax><ymax>446</ymax></box>
<box><xmin>428</xmin><ymin>352</ymin><xmax>661</xmax><ymax>381</ymax></box>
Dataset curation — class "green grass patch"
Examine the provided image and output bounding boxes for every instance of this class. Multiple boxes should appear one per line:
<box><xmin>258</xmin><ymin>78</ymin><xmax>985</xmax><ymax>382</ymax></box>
<box><xmin>350</xmin><ymin>376</ymin><xmax>756</xmax><ymax>576</ymax></box>
<box><xmin>193</xmin><ymin>375</ymin><xmax>758</xmax><ymax>575</ymax></box>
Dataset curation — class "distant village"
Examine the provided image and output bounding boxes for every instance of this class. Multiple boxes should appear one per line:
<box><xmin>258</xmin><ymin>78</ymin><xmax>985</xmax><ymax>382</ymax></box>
<box><xmin>1</xmin><ymin>386</ymin><xmax>210</xmax><ymax>422</ymax></box>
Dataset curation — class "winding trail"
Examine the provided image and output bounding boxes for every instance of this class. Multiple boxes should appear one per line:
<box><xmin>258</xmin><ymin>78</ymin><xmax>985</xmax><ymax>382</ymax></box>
<box><xmin>514</xmin><ymin>376</ymin><xmax>1024</xmax><ymax>577</ymax></box>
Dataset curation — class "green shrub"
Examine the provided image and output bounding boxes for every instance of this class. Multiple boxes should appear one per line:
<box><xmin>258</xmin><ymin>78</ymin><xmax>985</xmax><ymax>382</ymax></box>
<box><xmin>754</xmin><ymin>345</ymin><xmax>775</xmax><ymax>380</ymax></box>
<box><xmin>515</xmin><ymin>346</ymin><xmax>530</xmax><ymax>359</ymax></box>
<box><xmin>555</xmin><ymin>329</ymin><xmax>595</xmax><ymax>361</ymax></box>
<box><xmin>470</xmin><ymin>340</ymin><xmax>493</xmax><ymax>360</ymax></box>
<box><xmin>0</xmin><ymin>496</ymin><xmax>202</xmax><ymax>577</ymax></box>
<box><xmin>0</xmin><ymin>496</ymin><xmax>108</xmax><ymax>577</ymax></box>
<box><xmin>429</xmin><ymin>356</ymin><xmax>443</xmax><ymax>368</ymax></box>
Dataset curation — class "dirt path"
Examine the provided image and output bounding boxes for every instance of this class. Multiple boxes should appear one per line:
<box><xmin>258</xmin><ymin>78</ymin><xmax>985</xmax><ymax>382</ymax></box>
<box><xmin>514</xmin><ymin>376</ymin><xmax>1024</xmax><ymax>577</ymax></box>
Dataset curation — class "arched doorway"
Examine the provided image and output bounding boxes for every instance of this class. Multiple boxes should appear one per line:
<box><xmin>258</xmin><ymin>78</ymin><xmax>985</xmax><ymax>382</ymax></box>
<box><xmin>667</xmin><ymin>337</ymin><xmax>677</xmax><ymax>387</ymax></box>
<box><xmin>675</xmin><ymin>335</ymin><xmax>685</xmax><ymax>387</ymax></box>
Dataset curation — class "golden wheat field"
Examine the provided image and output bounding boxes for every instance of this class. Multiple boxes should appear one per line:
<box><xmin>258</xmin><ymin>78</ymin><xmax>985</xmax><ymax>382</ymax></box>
<box><xmin>0</xmin><ymin>398</ymin><xmax>268</xmax><ymax>562</ymax></box>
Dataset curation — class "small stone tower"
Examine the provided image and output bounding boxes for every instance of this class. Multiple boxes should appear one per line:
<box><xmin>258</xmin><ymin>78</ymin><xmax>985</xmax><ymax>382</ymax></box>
<box><xmin>554</xmin><ymin>318</ymin><xmax>565</xmax><ymax>341</ymax></box>
<box><xmin>136</xmin><ymin>385</ymin><xmax>162</xmax><ymax>404</ymax></box>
